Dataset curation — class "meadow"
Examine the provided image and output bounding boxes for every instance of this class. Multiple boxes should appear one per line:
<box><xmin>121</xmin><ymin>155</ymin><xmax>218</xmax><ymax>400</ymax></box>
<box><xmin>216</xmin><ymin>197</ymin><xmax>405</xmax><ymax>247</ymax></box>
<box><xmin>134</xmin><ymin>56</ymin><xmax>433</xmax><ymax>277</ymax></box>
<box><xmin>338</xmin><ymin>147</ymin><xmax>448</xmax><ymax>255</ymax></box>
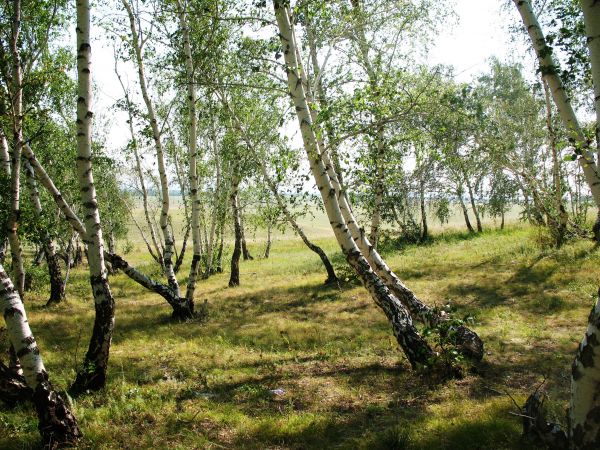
<box><xmin>1</xmin><ymin>208</ymin><xmax>599</xmax><ymax>449</ymax></box>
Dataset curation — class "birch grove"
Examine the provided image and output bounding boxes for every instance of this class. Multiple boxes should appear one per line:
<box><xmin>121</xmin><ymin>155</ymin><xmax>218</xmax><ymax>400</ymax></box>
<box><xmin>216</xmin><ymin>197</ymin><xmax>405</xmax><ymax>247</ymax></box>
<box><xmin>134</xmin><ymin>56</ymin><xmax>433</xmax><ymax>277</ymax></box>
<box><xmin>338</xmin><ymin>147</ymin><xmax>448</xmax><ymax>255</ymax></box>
<box><xmin>3</xmin><ymin>0</ymin><xmax>600</xmax><ymax>447</ymax></box>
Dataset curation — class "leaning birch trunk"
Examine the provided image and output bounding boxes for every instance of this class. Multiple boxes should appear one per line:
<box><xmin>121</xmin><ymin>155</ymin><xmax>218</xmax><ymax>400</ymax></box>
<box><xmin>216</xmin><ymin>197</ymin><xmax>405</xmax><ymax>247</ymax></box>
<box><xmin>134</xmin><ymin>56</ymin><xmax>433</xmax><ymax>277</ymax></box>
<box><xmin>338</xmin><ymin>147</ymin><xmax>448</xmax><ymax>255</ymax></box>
<box><xmin>23</xmin><ymin>160</ymin><xmax>65</xmax><ymax>305</ymax></box>
<box><xmin>7</xmin><ymin>0</ymin><xmax>25</xmax><ymax>297</ymax></box>
<box><xmin>229</xmin><ymin>173</ymin><xmax>242</xmax><ymax>287</ymax></box>
<box><xmin>21</xmin><ymin>143</ymin><xmax>194</xmax><ymax>319</ymax></box>
<box><xmin>465</xmin><ymin>178</ymin><xmax>483</xmax><ymax>232</ymax></box>
<box><xmin>0</xmin><ymin>263</ymin><xmax>81</xmax><ymax>446</ymax></box>
<box><xmin>274</xmin><ymin>1</ymin><xmax>434</xmax><ymax>369</ymax></box>
<box><xmin>514</xmin><ymin>0</ymin><xmax>600</xmax><ymax>208</ymax></box>
<box><xmin>177</xmin><ymin>1</ymin><xmax>201</xmax><ymax>310</ymax></box>
<box><xmin>122</xmin><ymin>0</ymin><xmax>181</xmax><ymax>297</ymax></box>
<box><xmin>240</xmin><ymin>212</ymin><xmax>253</xmax><ymax>261</ymax></box>
<box><xmin>70</xmin><ymin>0</ymin><xmax>116</xmax><ymax>394</ymax></box>
<box><xmin>290</xmin><ymin>4</ymin><xmax>483</xmax><ymax>359</ymax></box>
<box><xmin>221</xmin><ymin>93</ymin><xmax>339</xmax><ymax>284</ymax></box>
<box><xmin>259</xmin><ymin>160</ymin><xmax>338</xmax><ymax>284</ymax></box>
<box><xmin>256</xmin><ymin>153</ymin><xmax>337</xmax><ymax>282</ymax></box>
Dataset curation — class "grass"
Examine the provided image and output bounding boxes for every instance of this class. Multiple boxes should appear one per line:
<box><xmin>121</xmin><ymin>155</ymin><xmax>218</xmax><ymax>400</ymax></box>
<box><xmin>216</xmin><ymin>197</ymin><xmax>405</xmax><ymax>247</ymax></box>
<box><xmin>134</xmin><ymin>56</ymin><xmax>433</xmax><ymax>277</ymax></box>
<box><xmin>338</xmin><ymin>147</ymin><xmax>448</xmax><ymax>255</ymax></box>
<box><xmin>1</xmin><ymin>218</ymin><xmax>599</xmax><ymax>449</ymax></box>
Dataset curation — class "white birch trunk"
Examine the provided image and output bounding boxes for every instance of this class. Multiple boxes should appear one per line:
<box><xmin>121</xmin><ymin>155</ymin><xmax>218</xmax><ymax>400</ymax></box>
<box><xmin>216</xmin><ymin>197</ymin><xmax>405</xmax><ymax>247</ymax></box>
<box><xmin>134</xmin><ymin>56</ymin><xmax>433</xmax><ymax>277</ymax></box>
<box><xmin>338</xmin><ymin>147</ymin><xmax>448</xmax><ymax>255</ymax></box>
<box><xmin>8</xmin><ymin>0</ymin><xmax>25</xmax><ymax>297</ymax></box>
<box><xmin>292</xmin><ymin>4</ymin><xmax>482</xmax><ymax>359</ymax></box>
<box><xmin>122</xmin><ymin>0</ymin><xmax>180</xmax><ymax>296</ymax></box>
<box><xmin>273</xmin><ymin>1</ymin><xmax>434</xmax><ymax>368</ymax></box>
<box><xmin>177</xmin><ymin>0</ymin><xmax>202</xmax><ymax>305</ymax></box>
<box><xmin>514</xmin><ymin>0</ymin><xmax>600</xmax><ymax>207</ymax></box>
<box><xmin>0</xmin><ymin>262</ymin><xmax>81</xmax><ymax>445</ymax></box>
<box><xmin>71</xmin><ymin>0</ymin><xmax>116</xmax><ymax>393</ymax></box>
<box><xmin>569</xmin><ymin>293</ymin><xmax>600</xmax><ymax>448</ymax></box>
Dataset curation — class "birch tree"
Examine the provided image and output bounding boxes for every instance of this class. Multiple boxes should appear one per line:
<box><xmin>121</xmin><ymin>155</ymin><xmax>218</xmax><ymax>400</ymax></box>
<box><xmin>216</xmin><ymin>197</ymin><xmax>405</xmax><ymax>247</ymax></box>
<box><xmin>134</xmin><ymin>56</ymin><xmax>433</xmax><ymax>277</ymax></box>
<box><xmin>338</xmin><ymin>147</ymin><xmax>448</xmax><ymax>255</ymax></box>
<box><xmin>0</xmin><ymin>263</ymin><xmax>80</xmax><ymax>446</ymax></box>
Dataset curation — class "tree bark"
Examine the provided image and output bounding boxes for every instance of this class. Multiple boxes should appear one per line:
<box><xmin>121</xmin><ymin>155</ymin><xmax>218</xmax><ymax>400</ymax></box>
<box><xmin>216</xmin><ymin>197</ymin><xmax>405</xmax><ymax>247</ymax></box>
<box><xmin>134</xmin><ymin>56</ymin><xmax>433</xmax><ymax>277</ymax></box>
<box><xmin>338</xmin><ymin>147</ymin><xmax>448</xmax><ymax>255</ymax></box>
<box><xmin>274</xmin><ymin>1</ymin><xmax>434</xmax><ymax>369</ymax></box>
<box><xmin>0</xmin><ymin>263</ymin><xmax>81</xmax><ymax>447</ymax></box>
<box><xmin>122</xmin><ymin>0</ymin><xmax>180</xmax><ymax>297</ymax></box>
<box><xmin>229</xmin><ymin>174</ymin><xmax>242</xmax><ymax>287</ymax></box>
<box><xmin>70</xmin><ymin>0</ymin><xmax>116</xmax><ymax>395</ymax></box>
<box><xmin>419</xmin><ymin>177</ymin><xmax>428</xmax><ymax>241</ymax></box>
<box><xmin>458</xmin><ymin>186</ymin><xmax>475</xmax><ymax>233</ymax></box>
<box><xmin>177</xmin><ymin>3</ymin><xmax>201</xmax><ymax>307</ymax></box>
<box><xmin>264</xmin><ymin>223</ymin><xmax>272</xmax><ymax>259</ymax></box>
<box><xmin>514</xmin><ymin>0</ymin><xmax>600</xmax><ymax>208</ymax></box>
<box><xmin>23</xmin><ymin>160</ymin><xmax>65</xmax><ymax>305</ymax></box>
<box><xmin>465</xmin><ymin>177</ymin><xmax>483</xmax><ymax>232</ymax></box>
<box><xmin>280</xmin><ymin>1</ymin><xmax>482</xmax><ymax>361</ymax></box>
<box><xmin>7</xmin><ymin>0</ymin><xmax>25</xmax><ymax>297</ymax></box>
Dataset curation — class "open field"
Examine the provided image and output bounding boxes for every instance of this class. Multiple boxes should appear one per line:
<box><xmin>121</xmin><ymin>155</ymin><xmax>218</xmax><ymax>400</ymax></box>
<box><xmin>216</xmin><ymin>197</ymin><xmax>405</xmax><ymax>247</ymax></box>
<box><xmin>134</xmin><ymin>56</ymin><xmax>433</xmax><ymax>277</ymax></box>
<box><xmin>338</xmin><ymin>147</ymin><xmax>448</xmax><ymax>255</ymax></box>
<box><xmin>1</xmin><ymin>219</ymin><xmax>599</xmax><ymax>449</ymax></box>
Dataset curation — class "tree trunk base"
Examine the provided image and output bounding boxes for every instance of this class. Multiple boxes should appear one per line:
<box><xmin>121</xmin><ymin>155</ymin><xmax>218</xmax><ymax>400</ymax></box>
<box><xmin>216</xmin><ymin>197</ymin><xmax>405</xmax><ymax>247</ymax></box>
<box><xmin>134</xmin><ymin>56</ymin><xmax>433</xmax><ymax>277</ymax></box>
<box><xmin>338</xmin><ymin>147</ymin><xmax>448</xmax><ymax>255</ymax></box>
<box><xmin>522</xmin><ymin>391</ymin><xmax>567</xmax><ymax>450</ymax></box>
<box><xmin>324</xmin><ymin>275</ymin><xmax>339</xmax><ymax>286</ymax></box>
<box><xmin>34</xmin><ymin>381</ymin><xmax>81</xmax><ymax>449</ymax></box>
<box><xmin>69</xmin><ymin>366</ymin><xmax>106</xmax><ymax>396</ymax></box>
<box><xmin>0</xmin><ymin>360</ymin><xmax>31</xmax><ymax>406</ymax></box>
<box><xmin>171</xmin><ymin>298</ymin><xmax>196</xmax><ymax>322</ymax></box>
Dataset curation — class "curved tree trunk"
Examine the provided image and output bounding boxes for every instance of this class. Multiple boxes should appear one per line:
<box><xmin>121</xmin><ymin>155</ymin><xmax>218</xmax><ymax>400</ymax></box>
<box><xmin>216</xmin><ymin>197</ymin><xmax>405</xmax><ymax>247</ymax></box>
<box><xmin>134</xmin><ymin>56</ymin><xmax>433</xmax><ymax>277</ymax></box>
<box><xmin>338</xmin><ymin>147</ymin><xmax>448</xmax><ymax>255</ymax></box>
<box><xmin>458</xmin><ymin>187</ymin><xmax>475</xmax><ymax>233</ymax></box>
<box><xmin>23</xmin><ymin>160</ymin><xmax>65</xmax><ymax>305</ymax></box>
<box><xmin>0</xmin><ymin>263</ymin><xmax>81</xmax><ymax>446</ymax></box>
<box><xmin>21</xmin><ymin>142</ymin><xmax>194</xmax><ymax>321</ymax></box>
<box><xmin>284</xmin><ymin>1</ymin><xmax>482</xmax><ymax>361</ymax></box>
<box><xmin>240</xmin><ymin>212</ymin><xmax>253</xmax><ymax>261</ymax></box>
<box><xmin>274</xmin><ymin>1</ymin><xmax>434</xmax><ymax>369</ymax></box>
<box><xmin>465</xmin><ymin>178</ymin><xmax>482</xmax><ymax>232</ymax></box>
<box><xmin>70</xmin><ymin>0</ymin><xmax>116</xmax><ymax>394</ymax></box>
<box><xmin>122</xmin><ymin>0</ymin><xmax>181</xmax><ymax>297</ymax></box>
<box><xmin>229</xmin><ymin>175</ymin><xmax>242</xmax><ymax>287</ymax></box>
<box><xmin>0</xmin><ymin>129</ymin><xmax>11</xmax><ymax>265</ymax></box>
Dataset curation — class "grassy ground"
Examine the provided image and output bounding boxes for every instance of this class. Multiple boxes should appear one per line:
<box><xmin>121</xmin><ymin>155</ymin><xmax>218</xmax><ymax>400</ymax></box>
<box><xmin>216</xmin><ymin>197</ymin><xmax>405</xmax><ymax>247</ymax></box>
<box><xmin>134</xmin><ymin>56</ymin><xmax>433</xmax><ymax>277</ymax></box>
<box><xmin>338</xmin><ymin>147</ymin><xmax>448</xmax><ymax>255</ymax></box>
<box><xmin>1</xmin><ymin>221</ymin><xmax>599</xmax><ymax>449</ymax></box>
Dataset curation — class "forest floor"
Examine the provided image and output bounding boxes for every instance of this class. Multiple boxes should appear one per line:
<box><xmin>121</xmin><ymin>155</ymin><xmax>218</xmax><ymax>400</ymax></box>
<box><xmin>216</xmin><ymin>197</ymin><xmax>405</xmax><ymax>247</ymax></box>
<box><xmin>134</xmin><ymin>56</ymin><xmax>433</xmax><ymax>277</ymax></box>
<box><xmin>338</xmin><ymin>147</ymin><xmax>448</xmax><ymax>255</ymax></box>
<box><xmin>1</xmin><ymin>223</ymin><xmax>599</xmax><ymax>449</ymax></box>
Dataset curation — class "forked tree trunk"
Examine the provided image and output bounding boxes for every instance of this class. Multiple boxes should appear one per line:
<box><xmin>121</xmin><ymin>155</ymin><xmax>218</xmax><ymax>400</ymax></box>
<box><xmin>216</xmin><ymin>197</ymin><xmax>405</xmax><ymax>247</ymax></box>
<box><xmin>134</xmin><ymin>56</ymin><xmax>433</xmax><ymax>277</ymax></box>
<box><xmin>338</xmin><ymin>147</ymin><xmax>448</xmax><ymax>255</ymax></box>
<box><xmin>0</xmin><ymin>263</ymin><xmax>81</xmax><ymax>446</ymax></box>
<box><xmin>458</xmin><ymin>187</ymin><xmax>475</xmax><ymax>233</ymax></box>
<box><xmin>70</xmin><ymin>0</ymin><xmax>116</xmax><ymax>395</ymax></box>
<box><xmin>7</xmin><ymin>0</ymin><xmax>25</xmax><ymax>297</ymax></box>
<box><xmin>21</xmin><ymin>142</ymin><xmax>194</xmax><ymax>320</ymax></box>
<box><xmin>23</xmin><ymin>160</ymin><xmax>65</xmax><ymax>305</ymax></box>
<box><xmin>240</xmin><ymin>212</ymin><xmax>253</xmax><ymax>261</ymax></box>
<box><xmin>274</xmin><ymin>1</ymin><xmax>434</xmax><ymax>369</ymax></box>
<box><xmin>465</xmin><ymin>178</ymin><xmax>483</xmax><ymax>232</ymax></box>
<box><xmin>122</xmin><ymin>0</ymin><xmax>181</xmax><ymax>297</ymax></box>
<box><xmin>286</xmin><ymin>2</ymin><xmax>482</xmax><ymax>360</ymax></box>
<box><xmin>229</xmin><ymin>175</ymin><xmax>242</xmax><ymax>287</ymax></box>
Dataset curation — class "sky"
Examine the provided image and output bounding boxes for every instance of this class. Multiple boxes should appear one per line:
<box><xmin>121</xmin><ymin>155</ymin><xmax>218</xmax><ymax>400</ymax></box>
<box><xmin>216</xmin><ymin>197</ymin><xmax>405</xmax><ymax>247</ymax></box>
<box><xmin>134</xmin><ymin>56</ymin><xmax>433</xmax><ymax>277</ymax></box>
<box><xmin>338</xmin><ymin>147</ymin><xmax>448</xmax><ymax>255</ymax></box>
<box><xmin>427</xmin><ymin>0</ymin><xmax>530</xmax><ymax>81</ymax></box>
<box><xmin>91</xmin><ymin>0</ymin><xmax>533</xmax><ymax>156</ymax></box>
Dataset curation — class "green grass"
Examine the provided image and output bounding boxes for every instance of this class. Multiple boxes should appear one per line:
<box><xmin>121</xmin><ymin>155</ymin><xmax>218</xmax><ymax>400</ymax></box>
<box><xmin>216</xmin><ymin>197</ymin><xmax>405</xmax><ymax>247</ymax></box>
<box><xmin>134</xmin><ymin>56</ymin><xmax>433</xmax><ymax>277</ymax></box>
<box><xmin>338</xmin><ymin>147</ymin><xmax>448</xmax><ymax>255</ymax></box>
<box><xmin>1</xmin><ymin>221</ymin><xmax>599</xmax><ymax>449</ymax></box>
